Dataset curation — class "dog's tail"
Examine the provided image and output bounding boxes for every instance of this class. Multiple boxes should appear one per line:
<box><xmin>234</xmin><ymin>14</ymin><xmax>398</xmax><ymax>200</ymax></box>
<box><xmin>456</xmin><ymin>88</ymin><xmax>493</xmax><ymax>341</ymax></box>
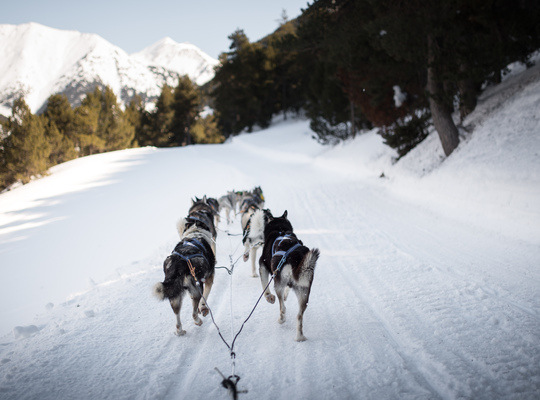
<box><xmin>300</xmin><ymin>248</ymin><xmax>320</xmax><ymax>283</ymax></box>
<box><xmin>153</xmin><ymin>282</ymin><xmax>167</xmax><ymax>301</ymax></box>
<box><xmin>153</xmin><ymin>279</ymin><xmax>182</xmax><ymax>301</ymax></box>
<box><xmin>176</xmin><ymin>217</ymin><xmax>188</xmax><ymax>238</ymax></box>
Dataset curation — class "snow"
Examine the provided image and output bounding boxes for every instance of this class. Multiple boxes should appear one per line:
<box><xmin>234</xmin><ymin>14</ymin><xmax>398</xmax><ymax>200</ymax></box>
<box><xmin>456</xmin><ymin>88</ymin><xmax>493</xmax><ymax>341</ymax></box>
<box><xmin>131</xmin><ymin>38</ymin><xmax>219</xmax><ymax>86</ymax></box>
<box><xmin>0</xmin><ymin>23</ymin><xmax>218</xmax><ymax>116</ymax></box>
<box><xmin>0</xmin><ymin>60</ymin><xmax>539</xmax><ymax>399</ymax></box>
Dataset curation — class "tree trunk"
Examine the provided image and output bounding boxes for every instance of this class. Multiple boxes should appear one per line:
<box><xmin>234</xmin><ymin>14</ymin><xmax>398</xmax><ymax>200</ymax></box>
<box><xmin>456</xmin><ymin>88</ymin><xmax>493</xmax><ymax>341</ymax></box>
<box><xmin>458</xmin><ymin>63</ymin><xmax>478</xmax><ymax>121</ymax></box>
<box><xmin>427</xmin><ymin>35</ymin><xmax>460</xmax><ymax>157</ymax></box>
<box><xmin>349</xmin><ymin>92</ymin><xmax>356</xmax><ymax>139</ymax></box>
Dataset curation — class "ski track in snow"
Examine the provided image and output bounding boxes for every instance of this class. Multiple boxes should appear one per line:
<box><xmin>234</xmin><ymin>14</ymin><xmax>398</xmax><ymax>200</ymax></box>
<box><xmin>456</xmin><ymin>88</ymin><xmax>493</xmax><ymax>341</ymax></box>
<box><xmin>1</xmin><ymin>67</ymin><xmax>540</xmax><ymax>398</ymax></box>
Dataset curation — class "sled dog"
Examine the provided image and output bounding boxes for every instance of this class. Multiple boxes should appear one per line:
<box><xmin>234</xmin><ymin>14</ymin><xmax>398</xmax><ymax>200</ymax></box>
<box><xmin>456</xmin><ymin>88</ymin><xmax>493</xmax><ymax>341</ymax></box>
<box><xmin>259</xmin><ymin>210</ymin><xmax>320</xmax><ymax>341</ymax></box>
<box><xmin>218</xmin><ymin>191</ymin><xmax>240</xmax><ymax>224</ymax></box>
<box><xmin>181</xmin><ymin>196</ymin><xmax>217</xmax><ymax>254</ymax></box>
<box><xmin>153</xmin><ymin>224</ymin><xmax>216</xmax><ymax>336</ymax></box>
<box><xmin>206</xmin><ymin>197</ymin><xmax>221</xmax><ymax>226</ymax></box>
<box><xmin>239</xmin><ymin>186</ymin><xmax>265</xmax><ymax>213</ymax></box>
<box><xmin>242</xmin><ymin>208</ymin><xmax>271</xmax><ymax>277</ymax></box>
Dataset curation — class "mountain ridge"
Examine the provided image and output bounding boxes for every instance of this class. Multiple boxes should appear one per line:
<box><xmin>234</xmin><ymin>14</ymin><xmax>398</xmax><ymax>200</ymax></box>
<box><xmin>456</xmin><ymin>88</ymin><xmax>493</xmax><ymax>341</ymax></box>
<box><xmin>0</xmin><ymin>22</ymin><xmax>218</xmax><ymax>116</ymax></box>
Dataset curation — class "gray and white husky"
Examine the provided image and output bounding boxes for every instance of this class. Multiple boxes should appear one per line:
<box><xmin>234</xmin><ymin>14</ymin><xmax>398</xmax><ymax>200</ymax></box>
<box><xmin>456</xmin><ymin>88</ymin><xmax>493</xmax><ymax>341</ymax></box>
<box><xmin>218</xmin><ymin>191</ymin><xmax>240</xmax><ymax>224</ymax></box>
<box><xmin>242</xmin><ymin>208</ymin><xmax>271</xmax><ymax>277</ymax></box>
<box><xmin>258</xmin><ymin>210</ymin><xmax>320</xmax><ymax>341</ymax></box>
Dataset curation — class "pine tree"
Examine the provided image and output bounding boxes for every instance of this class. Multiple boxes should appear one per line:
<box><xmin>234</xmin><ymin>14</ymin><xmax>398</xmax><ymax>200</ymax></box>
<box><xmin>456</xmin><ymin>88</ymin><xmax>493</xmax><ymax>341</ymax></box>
<box><xmin>191</xmin><ymin>114</ymin><xmax>224</xmax><ymax>144</ymax></box>
<box><xmin>2</xmin><ymin>98</ymin><xmax>51</xmax><ymax>185</ymax></box>
<box><xmin>98</xmin><ymin>86</ymin><xmax>135</xmax><ymax>151</ymax></box>
<box><xmin>171</xmin><ymin>75</ymin><xmax>202</xmax><ymax>146</ymax></box>
<box><xmin>125</xmin><ymin>95</ymin><xmax>143</xmax><ymax>148</ymax></box>
<box><xmin>43</xmin><ymin>94</ymin><xmax>78</xmax><ymax>163</ymax></box>
<box><xmin>74</xmin><ymin>87</ymin><xmax>106</xmax><ymax>156</ymax></box>
<box><xmin>151</xmin><ymin>84</ymin><xmax>175</xmax><ymax>146</ymax></box>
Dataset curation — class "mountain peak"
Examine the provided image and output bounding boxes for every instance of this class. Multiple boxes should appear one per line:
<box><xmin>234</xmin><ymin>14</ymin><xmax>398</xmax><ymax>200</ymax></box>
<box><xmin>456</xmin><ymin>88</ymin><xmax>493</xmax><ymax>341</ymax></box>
<box><xmin>0</xmin><ymin>23</ymin><xmax>218</xmax><ymax>116</ymax></box>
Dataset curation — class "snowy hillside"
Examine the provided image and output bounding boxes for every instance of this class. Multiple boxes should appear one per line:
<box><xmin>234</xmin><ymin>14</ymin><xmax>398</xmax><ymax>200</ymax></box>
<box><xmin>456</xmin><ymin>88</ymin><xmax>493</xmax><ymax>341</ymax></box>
<box><xmin>0</xmin><ymin>57</ymin><xmax>539</xmax><ymax>399</ymax></box>
<box><xmin>0</xmin><ymin>23</ymin><xmax>218</xmax><ymax>116</ymax></box>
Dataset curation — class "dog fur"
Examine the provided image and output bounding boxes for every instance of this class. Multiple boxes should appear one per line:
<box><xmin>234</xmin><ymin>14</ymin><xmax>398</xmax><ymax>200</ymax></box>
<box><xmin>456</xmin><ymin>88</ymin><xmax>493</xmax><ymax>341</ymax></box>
<box><xmin>153</xmin><ymin>225</ymin><xmax>216</xmax><ymax>336</ymax></box>
<box><xmin>242</xmin><ymin>208</ymin><xmax>271</xmax><ymax>277</ymax></box>
<box><xmin>184</xmin><ymin>196</ymin><xmax>217</xmax><ymax>254</ymax></box>
<box><xmin>258</xmin><ymin>210</ymin><xmax>320</xmax><ymax>341</ymax></box>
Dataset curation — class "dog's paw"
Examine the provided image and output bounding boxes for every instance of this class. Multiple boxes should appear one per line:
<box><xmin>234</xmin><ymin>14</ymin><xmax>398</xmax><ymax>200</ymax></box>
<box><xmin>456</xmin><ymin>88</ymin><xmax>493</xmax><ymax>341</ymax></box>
<box><xmin>175</xmin><ymin>329</ymin><xmax>187</xmax><ymax>336</ymax></box>
<box><xmin>278</xmin><ymin>315</ymin><xmax>286</xmax><ymax>324</ymax></box>
<box><xmin>265</xmin><ymin>294</ymin><xmax>275</xmax><ymax>304</ymax></box>
<box><xmin>199</xmin><ymin>305</ymin><xmax>209</xmax><ymax>317</ymax></box>
<box><xmin>194</xmin><ymin>317</ymin><xmax>202</xmax><ymax>326</ymax></box>
<box><xmin>251</xmin><ymin>273</ymin><xmax>259</xmax><ymax>278</ymax></box>
<box><xmin>295</xmin><ymin>334</ymin><xmax>307</xmax><ymax>342</ymax></box>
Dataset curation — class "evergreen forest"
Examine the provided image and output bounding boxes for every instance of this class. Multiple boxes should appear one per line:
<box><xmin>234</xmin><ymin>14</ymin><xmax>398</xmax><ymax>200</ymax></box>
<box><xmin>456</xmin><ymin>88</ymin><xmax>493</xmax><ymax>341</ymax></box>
<box><xmin>1</xmin><ymin>0</ymin><xmax>539</xmax><ymax>191</ymax></box>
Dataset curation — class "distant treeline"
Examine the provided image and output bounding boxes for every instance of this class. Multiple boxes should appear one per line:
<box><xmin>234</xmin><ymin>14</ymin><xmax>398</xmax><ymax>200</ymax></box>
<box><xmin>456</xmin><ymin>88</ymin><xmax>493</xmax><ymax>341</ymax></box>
<box><xmin>0</xmin><ymin>77</ymin><xmax>223</xmax><ymax>190</ymax></box>
<box><xmin>1</xmin><ymin>0</ymin><xmax>539</xmax><ymax>191</ymax></box>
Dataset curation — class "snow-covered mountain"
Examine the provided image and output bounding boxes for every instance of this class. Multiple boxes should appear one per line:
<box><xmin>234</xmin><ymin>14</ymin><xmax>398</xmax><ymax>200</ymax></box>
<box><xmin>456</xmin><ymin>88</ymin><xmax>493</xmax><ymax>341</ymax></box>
<box><xmin>0</xmin><ymin>23</ymin><xmax>219</xmax><ymax>117</ymax></box>
<box><xmin>132</xmin><ymin>37</ymin><xmax>217</xmax><ymax>86</ymax></box>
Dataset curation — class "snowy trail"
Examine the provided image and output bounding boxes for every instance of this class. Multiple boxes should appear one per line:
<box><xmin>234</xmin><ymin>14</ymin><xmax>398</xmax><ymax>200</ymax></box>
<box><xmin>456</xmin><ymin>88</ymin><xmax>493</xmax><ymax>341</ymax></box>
<box><xmin>1</xmin><ymin>108</ymin><xmax>539</xmax><ymax>398</ymax></box>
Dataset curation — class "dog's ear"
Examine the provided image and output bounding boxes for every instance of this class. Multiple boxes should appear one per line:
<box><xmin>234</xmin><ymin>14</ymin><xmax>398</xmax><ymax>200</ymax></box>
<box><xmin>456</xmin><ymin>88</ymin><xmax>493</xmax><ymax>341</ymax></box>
<box><xmin>203</xmin><ymin>195</ymin><xmax>207</xmax><ymax>202</ymax></box>
<box><xmin>281</xmin><ymin>210</ymin><xmax>288</xmax><ymax>219</ymax></box>
<box><xmin>264</xmin><ymin>209</ymin><xmax>273</xmax><ymax>221</ymax></box>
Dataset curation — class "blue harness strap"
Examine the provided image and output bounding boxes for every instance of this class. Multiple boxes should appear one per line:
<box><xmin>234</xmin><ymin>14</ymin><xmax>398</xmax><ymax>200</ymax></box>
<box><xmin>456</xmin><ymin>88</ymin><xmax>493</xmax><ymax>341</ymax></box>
<box><xmin>171</xmin><ymin>238</ymin><xmax>208</xmax><ymax>262</ymax></box>
<box><xmin>272</xmin><ymin>234</ymin><xmax>302</xmax><ymax>272</ymax></box>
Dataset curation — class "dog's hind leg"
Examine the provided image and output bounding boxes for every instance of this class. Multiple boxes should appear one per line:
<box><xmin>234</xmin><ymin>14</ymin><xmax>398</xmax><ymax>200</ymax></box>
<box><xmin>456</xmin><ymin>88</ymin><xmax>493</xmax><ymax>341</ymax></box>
<box><xmin>283</xmin><ymin>286</ymin><xmax>290</xmax><ymax>301</ymax></box>
<box><xmin>249</xmin><ymin>247</ymin><xmax>259</xmax><ymax>277</ymax></box>
<box><xmin>293</xmin><ymin>286</ymin><xmax>310</xmax><ymax>342</ymax></box>
<box><xmin>259</xmin><ymin>263</ymin><xmax>275</xmax><ymax>304</ymax></box>
<box><xmin>191</xmin><ymin>291</ymin><xmax>203</xmax><ymax>326</ymax></box>
<box><xmin>275</xmin><ymin>282</ymin><xmax>287</xmax><ymax>324</ymax></box>
<box><xmin>198</xmin><ymin>274</ymin><xmax>214</xmax><ymax>317</ymax></box>
<box><xmin>169</xmin><ymin>296</ymin><xmax>186</xmax><ymax>336</ymax></box>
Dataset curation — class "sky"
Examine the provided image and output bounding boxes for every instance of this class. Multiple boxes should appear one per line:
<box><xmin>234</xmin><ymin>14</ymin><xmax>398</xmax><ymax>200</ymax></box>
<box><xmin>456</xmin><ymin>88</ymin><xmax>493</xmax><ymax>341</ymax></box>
<box><xmin>1</xmin><ymin>0</ymin><xmax>311</xmax><ymax>59</ymax></box>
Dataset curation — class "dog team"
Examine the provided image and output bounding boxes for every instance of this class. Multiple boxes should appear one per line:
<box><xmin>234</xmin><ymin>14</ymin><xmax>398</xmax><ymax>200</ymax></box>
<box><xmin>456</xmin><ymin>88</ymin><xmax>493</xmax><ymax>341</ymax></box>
<box><xmin>153</xmin><ymin>187</ymin><xmax>320</xmax><ymax>342</ymax></box>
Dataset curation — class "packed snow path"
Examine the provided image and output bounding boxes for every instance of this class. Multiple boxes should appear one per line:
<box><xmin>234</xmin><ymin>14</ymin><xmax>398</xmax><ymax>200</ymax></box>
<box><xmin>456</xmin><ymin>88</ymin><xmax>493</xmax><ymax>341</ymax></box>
<box><xmin>0</xmin><ymin>124</ymin><xmax>538</xmax><ymax>399</ymax></box>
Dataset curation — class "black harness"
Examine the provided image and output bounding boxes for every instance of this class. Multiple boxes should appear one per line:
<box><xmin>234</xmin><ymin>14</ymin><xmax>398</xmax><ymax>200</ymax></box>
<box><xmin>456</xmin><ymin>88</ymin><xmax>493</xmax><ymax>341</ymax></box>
<box><xmin>172</xmin><ymin>237</ymin><xmax>209</xmax><ymax>263</ymax></box>
<box><xmin>271</xmin><ymin>233</ymin><xmax>302</xmax><ymax>272</ymax></box>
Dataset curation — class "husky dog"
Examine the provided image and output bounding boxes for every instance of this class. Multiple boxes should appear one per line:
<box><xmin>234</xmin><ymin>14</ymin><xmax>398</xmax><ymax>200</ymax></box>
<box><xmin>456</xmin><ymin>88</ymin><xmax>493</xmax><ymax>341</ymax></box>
<box><xmin>239</xmin><ymin>186</ymin><xmax>265</xmax><ymax>213</ymax></box>
<box><xmin>242</xmin><ymin>208</ymin><xmax>271</xmax><ymax>277</ymax></box>
<box><xmin>153</xmin><ymin>224</ymin><xmax>216</xmax><ymax>336</ymax></box>
<box><xmin>183</xmin><ymin>196</ymin><xmax>217</xmax><ymax>254</ymax></box>
<box><xmin>218</xmin><ymin>191</ymin><xmax>240</xmax><ymax>224</ymax></box>
<box><xmin>206</xmin><ymin>197</ymin><xmax>220</xmax><ymax>226</ymax></box>
<box><xmin>259</xmin><ymin>210</ymin><xmax>320</xmax><ymax>341</ymax></box>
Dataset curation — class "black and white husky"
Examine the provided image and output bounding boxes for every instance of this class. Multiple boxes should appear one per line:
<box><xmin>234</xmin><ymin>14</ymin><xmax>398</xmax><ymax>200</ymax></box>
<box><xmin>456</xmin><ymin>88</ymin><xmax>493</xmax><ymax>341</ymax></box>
<box><xmin>184</xmin><ymin>196</ymin><xmax>217</xmax><ymax>254</ymax></box>
<box><xmin>242</xmin><ymin>208</ymin><xmax>271</xmax><ymax>277</ymax></box>
<box><xmin>153</xmin><ymin>224</ymin><xmax>216</xmax><ymax>336</ymax></box>
<box><xmin>259</xmin><ymin>210</ymin><xmax>320</xmax><ymax>341</ymax></box>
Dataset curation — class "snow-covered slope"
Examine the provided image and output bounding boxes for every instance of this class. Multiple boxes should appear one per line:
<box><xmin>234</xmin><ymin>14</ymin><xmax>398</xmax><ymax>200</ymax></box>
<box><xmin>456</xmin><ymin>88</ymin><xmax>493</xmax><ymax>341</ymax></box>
<box><xmin>0</xmin><ymin>56</ymin><xmax>539</xmax><ymax>399</ymax></box>
<box><xmin>0</xmin><ymin>23</ymin><xmax>218</xmax><ymax>116</ymax></box>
